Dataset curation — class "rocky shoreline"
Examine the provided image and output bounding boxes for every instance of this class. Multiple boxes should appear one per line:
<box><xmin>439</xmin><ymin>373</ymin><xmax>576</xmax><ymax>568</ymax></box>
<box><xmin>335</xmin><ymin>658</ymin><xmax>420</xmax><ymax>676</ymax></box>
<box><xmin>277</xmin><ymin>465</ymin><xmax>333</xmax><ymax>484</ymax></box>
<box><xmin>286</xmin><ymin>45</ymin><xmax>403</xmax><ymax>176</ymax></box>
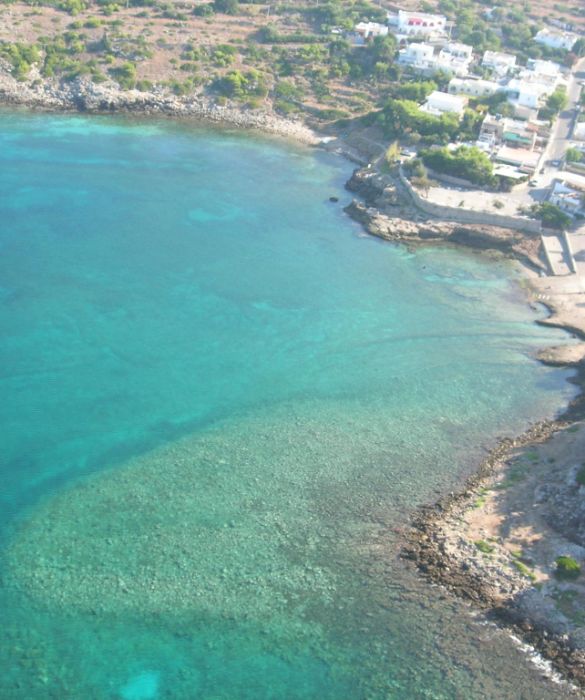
<box><xmin>4</xmin><ymin>70</ymin><xmax>585</xmax><ymax>693</ymax></box>
<box><xmin>342</xmin><ymin>161</ymin><xmax>585</xmax><ymax>692</ymax></box>
<box><xmin>343</xmin><ymin>166</ymin><xmax>546</xmax><ymax>272</ymax></box>
<box><xmin>0</xmin><ymin>67</ymin><xmax>318</xmax><ymax>144</ymax></box>
<box><xmin>401</xmin><ymin>412</ymin><xmax>585</xmax><ymax>691</ymax></box>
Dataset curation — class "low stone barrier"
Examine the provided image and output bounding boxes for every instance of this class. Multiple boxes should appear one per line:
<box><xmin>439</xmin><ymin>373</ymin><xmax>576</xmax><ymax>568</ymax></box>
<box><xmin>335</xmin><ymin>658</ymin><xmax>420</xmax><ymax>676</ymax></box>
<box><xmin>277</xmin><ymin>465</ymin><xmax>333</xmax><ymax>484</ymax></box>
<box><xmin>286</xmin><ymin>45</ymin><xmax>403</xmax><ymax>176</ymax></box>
<box><xmin>399</xmin><ymin>169</ymin><xmax>542</xmax><ymax>234</ymax></box>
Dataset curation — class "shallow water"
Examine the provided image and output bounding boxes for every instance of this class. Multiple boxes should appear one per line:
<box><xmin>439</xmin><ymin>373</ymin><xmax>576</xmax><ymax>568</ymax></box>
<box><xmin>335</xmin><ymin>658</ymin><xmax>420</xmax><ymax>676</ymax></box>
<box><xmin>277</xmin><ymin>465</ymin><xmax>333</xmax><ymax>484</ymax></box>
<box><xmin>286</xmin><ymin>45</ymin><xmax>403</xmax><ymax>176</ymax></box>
<box><xmin>0</xmin><ymin>113</ymin><xmax>578</xmax><ymax>698</ymax></box>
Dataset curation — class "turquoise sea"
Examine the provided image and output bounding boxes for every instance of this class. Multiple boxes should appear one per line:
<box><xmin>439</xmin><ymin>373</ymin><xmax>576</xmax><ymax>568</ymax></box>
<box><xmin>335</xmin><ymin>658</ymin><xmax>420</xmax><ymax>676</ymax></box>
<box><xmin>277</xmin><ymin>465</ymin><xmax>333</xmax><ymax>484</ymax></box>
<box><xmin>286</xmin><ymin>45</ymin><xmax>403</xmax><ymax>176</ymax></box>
<box><xmin>0</xmin><ymin>112</ymin><xmax>578</xmax><ymax>699</ymax></box>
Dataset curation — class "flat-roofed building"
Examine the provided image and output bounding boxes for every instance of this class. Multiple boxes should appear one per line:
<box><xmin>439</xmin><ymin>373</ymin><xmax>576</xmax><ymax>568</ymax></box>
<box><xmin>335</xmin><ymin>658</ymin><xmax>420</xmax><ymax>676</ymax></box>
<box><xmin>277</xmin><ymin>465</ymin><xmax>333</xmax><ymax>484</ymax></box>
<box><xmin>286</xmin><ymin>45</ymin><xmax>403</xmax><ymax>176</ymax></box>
<box><xmin>482</xmin><ymin>50</ymin><xmax>517</xmax><ymax>76</ymax></box>
<box><xmin>355</xmin><ymin>22</ymin><xmax>389</xmax><ymax>40</ymax></box>
<box><xmin>494</xmin><ymin>145</ymin><xmax>540</xmax><ymax>173</ymax></box>
<box><xmin>479</xmin><ymin>114</ymin><xmax>538</xmax><ymax>150</ymax></box>
<box><xmin>535</xmin><ymin>28</ymin><xmax>579</xmax><ymax>51</ymax></box>
<box><xmin>441</xmin><ymin>42</ymin><xmax>473</xmax><ymax>60</ymax></box>
<box><xmin>449</xmin><ymin>77</ymin><xmax>500</xmax><ymax>98</ymax></box>
<box><xmin>549</xmin><ymin>179</ymin><xmax>585</xmax><ymax>215</ymax></box>
<box><xmin>399</xmin><ymin>42</ymin><xmax>471</xmax><ymax>77</ymax></box>
<box><xmin>505</xmin><ymin>78</ymin><xmax>550</xmax><ymax>110</ymax></box>
<box><xmin>388</xmin><ymin>10</ymin><xmax>447</xmax><ymax>39</ymax></box>
<box><xmin>398</xmin><ymin>42</ymin><xmax>435</xmax><ymax>67</ymax></box>
<box><xmin>421</xmin><ymin>90</ymin><xmax>467</xmax><ymax>117</ymax></box>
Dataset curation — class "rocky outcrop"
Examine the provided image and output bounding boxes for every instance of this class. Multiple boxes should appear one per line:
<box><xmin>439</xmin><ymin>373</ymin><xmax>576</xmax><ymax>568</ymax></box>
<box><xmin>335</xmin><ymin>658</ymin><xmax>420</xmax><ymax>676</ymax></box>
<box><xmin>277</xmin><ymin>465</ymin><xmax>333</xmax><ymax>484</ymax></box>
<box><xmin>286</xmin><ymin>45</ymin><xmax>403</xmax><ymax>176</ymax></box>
<box><xmin>344</xmin><ymin>166</ymin><xmax>546</xmax><ymax>271</ymax></box>
<box><xmin>345</xmin><ymin>199</ymin><xmax>546</xmax><ymax>271</ymax></box>
<box><xmin>403</xmin><ymin>419</ymin><xmax>585</xmax><ymax>689</ymax></box>
<box><xmin>0</xmin><ymin>68</ymin><xmax>317</xmax><ymax>143</ymax></box>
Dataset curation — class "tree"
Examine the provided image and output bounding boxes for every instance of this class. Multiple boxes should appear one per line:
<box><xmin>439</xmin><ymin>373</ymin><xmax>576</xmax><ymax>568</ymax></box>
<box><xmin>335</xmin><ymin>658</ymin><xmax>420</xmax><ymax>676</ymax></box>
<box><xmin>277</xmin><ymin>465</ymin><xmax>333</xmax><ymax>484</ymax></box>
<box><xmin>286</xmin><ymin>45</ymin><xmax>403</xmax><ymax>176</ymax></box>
<box><xmin>420</xmin><ymin>145</ymin><xmax>497</xmax><ymax>187</ymax></box>
<box><xmin>212</xmin><ymin>0</ymin><xmax>239</xmax><ymax>14</ymax></box>
<box><xmin>566</xmin><ymin>147</ymin><xmax>583</xmax><ymax>164</ymax></box>
<box><xmin>384</xmin><ymin>141</ymin><xmax>400</xmax><ymax>167</ymax></box>
<box><xmin>573</xmin><ymin>38</ymin><xmax>585</xmax><ymax>58</ymax></box>
<box><xmin>391</xmin><ymin>80</ymin><xmax>437</xmax><ymax>102</ymax></box>
<box><xmin>546</xmin><ymin>86</ymin><xmax>568</xmax><ymax>114</ymax></box>
<box><xmin>531</xmin><ymin>202</ymin><xmax>571</xmax><ymax>230</ymax></box>
<box><xmin>378</xmin><ymin>98</ymin><xmax>459</xmax><ymax>142</ymax></box>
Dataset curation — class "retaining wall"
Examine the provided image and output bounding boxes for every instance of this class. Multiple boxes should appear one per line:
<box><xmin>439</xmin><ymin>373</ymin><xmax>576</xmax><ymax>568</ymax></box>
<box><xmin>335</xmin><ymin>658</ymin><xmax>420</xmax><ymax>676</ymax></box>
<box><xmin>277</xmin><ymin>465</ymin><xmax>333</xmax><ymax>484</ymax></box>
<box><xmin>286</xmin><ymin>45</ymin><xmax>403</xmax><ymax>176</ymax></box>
<box><xmin>399</xmin><ymin>169</ymin><xmax>542</xmax><ymax>233</ymax></box>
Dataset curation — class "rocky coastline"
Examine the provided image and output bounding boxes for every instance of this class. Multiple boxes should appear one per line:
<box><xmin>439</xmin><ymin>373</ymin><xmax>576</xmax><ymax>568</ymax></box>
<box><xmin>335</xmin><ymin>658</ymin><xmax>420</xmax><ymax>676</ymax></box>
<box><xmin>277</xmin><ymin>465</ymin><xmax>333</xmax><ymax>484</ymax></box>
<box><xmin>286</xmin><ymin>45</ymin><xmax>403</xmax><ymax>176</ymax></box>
<box><xmin>4</xmin><ymin>69</ymin><xmax>585</xmax><ymax>693</ymax></box>
<box><xmin>343</xmin><ymin>166</ymin><xmax>546</xmax><ymax>272</ymax></box>
<box><xmin>0</xmin><ymin>67</ymin><xmax>318</xmax><ymax>144</ymax></box>
<box><xmin>342</xmin><ymin>160</ymin><xmax>585</xmax><ymax>692</ymax></box>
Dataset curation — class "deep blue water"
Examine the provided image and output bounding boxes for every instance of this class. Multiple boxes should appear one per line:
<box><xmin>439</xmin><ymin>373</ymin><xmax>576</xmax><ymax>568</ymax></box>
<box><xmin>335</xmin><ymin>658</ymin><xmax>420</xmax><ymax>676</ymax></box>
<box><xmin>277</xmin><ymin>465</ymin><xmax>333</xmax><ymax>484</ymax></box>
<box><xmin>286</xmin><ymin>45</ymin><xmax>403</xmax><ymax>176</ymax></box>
<box><xmin>0</xmin><ymin>113</ymin><xmax>577</xmax><ymax>699</ymax></box>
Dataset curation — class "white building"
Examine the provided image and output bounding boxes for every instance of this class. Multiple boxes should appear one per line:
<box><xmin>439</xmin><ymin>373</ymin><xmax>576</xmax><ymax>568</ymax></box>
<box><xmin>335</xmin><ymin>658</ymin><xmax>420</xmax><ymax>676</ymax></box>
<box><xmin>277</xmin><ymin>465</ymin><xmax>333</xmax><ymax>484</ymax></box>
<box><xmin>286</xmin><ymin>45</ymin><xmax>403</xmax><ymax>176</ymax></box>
<box><xmin>421</xmin><ymin>91</ymin><xmax>467</xmax><ymax>117</ymax></box>
<box><xmin>388</xmin><ymin>10</ymin><xmax>447</xmax><ymax>39</ymax></box>
<box><xmin>449</xmin><ymin>77</ymin><xmax>500</xmax><ymax>98</ymax></box>
<box><xmin>398</xmin><ymin>42</ymin><xmax>435</xmax><ymax>68</ymax></box>
<box><xmin>526</xmin><ymin>59</ymin><xmax>562</xmax><ymax>80</ymax></box>
<box><xmin>437</xmin><ymin>42</ymin><xmax>473</xmax><ymax>76</ymax></box>
<box><xmin>355</xmin><ymin>22</ymin><xmax>389</xmax><ymax>40</ymax></box>
<box><xmin>535</xmin><ymin>28</ymin><xmax>579</xmax><ymax>52</ymax></box>
<box><xmin>442</xmin><ymin>42</ymin><xmax>473</xmax><ymax>61</ymax></box>
<box><xmin>519</xmin><ymin>60</ymin><xmax>563</xmax><ymax>94</ymax></box>
<box><xmin>505</xmin><ymin>78</ymin><xmax>550</xmax><ymax>109</ymax></box>
<box><xmin>482</xmin><ymin>50</ymin><xmax>517</xmax><ymax>76</ymax></box>
<box><xmin>398</xmin><ymin>42</ymin><xmax>471</xmax><ymax>77</ymax></box>
<box><xmin>549</xmin><ymin>179</ymin><xmax>585</xmax><ymax>216</ymax></box>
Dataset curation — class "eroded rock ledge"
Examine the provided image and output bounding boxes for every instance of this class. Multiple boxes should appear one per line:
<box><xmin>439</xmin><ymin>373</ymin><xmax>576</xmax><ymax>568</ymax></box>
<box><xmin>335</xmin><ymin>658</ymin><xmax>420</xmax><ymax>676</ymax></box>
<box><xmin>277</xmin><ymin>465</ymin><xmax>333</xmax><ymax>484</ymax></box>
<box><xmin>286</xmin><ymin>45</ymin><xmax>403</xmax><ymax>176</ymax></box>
<box><xmin>344</xmin><ymin>167</ymin><xmax>545</xmax><ymax>272</ymax></box>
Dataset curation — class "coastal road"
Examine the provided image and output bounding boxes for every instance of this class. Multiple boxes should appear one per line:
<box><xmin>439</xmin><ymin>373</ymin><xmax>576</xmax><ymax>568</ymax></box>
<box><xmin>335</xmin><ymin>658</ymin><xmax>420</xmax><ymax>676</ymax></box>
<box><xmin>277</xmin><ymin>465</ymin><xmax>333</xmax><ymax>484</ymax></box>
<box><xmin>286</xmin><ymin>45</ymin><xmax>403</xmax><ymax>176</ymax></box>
<box><xmin>540</xmin><ymin>56</ymin><xmax>585</xmax><ymax>169</ymax></box>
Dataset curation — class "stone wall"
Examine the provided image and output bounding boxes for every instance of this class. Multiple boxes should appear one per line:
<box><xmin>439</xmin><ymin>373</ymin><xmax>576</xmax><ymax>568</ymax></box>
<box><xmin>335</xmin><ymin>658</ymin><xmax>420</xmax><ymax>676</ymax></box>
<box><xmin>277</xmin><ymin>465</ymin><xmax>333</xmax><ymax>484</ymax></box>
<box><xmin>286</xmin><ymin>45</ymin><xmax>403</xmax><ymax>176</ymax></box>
<box><xmin>399</xmin><ymin>169</ymin><xmax>542</xmax><ymax>234</ymax></box>
<box><xmin>426</xmin><ymin>168</ymin><xmax>478</xmax><ymax>189</ymax></box>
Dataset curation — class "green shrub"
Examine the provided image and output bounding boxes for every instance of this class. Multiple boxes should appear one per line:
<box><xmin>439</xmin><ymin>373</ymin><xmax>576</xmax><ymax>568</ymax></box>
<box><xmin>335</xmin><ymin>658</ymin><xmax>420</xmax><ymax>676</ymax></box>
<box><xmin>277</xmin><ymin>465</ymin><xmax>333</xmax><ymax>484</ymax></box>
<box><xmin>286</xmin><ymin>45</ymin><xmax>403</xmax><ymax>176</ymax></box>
<box><xmin>555</xmin><ymin>556</ymin><xmax>581</xmax><ymax>580</ymax></box>
<box><xmin>512</xmin><ymin>559</ymin><xmax>537</xmax><ymax>582</ymax></box>
<box><xmin>109</xmin><ymin>61</ymin><xmax>137</xmax><ymax>89</ymax></box>
<box><xmin>275</xmin><ymin>99</ymin><xmax>299</xmax><ymax>116</ymax></box>
<box><xmin>193</xmin><ymin>4</ymin><xmax>214</xmax><ymax>17</ymax></box>
<box><xmin>576</xmin><ymin>464</ymin><xmax>585</xmax><ymax>486</ymax></box>
<box><xmin>378</xmin><ymin>98</ymin><xmax>459</xmax><ymax>142</ymax></box>
<box><xmin>0</xmin><ymin>42</ymin><xmax>41</xmax><ymax>81</ymax></box>
<box><xmin>566</xmin><ymin>147</ymin><xmax>583</xmax><ymax>164</ymax></box>
<box><xmin>475</xmin><ymin>540</ymin><xmax>494</xmax><ymax>554</ymax></box>
<box><xmin>135</xmin><ymin>79</ymin><xmax>153</xmax><ymax>91</ymax></box>
<box><xmin>390</xmin><ymin>80</ymin><xmax>437</xmax><ymax>102</ymax></box>
<box><xmin>212</xmin><ymin>0</ymin><xmax>238</xmax><ymax>14</ymax></box>
<box><xmin>530</xmin><ymin>202</ymin><xmax>572</xmax><ymax>230</ymax></box>
<box><xmin>420</xmin><ymin>145</ymin><xmax>497</xmax><ymax>188</ymax></box>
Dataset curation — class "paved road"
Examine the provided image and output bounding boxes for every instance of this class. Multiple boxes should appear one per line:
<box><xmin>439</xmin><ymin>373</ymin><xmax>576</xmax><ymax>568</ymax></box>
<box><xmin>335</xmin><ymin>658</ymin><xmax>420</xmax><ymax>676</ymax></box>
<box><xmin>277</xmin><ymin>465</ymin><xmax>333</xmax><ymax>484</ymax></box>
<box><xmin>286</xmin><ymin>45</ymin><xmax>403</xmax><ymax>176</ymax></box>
<box><xmin>541</xmin><ymin>56</ymin><xmax>585</xmax><ymax>167</ymax></box>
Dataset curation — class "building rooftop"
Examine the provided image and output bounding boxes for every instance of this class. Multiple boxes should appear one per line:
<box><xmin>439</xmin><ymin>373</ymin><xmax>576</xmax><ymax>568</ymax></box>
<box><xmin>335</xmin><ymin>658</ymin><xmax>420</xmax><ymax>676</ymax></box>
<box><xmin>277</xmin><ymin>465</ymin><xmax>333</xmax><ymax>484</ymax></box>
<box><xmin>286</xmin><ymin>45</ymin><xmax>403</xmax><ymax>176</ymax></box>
<box><xmin>482</xmin><ymin>50</ymin><xmax>517</xmax><ymax>66</ymax></box>
<box><xmin>506</xmin><ymin>78</ymin><xmax>549</xmax><ymax>97</ymax></box>
<box><xmin>422</xmin><ymin>91</ymin><xmax>467</xmax><ymax>114</ymax></box>
<box><xmin>495</xmin><ymin>146</ymin><xmax>540</xmax><ymax>168</ymax></box>
<box><xmin>535</xmin><ymin>27</ymin><xmax>579</xmax><ymax>48</ymax></box>
<box><xmin>527</xmin><ymin>59</ymin><xmax>562</xmax><ymax>77</ymax></box>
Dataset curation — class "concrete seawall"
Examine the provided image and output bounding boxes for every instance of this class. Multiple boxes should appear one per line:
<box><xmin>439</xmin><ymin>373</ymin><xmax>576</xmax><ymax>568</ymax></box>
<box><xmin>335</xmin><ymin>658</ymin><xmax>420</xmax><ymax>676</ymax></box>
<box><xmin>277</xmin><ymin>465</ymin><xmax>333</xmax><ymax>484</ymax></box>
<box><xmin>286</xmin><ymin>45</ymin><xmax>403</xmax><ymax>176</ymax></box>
<box><xmin>399</xmin><ymin>170</ymin><xmax>542</xmax><ymax>234</ymax></box>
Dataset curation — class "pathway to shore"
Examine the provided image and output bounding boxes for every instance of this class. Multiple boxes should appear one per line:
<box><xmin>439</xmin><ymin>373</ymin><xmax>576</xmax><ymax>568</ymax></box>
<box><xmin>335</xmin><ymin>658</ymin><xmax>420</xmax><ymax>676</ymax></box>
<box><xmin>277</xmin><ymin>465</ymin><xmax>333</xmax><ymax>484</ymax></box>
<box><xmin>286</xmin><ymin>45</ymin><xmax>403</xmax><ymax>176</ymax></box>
<box><xmin>531</xmin><ymin>221</ymin><xmax>585</xmax><ymax>365</ymax></box>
